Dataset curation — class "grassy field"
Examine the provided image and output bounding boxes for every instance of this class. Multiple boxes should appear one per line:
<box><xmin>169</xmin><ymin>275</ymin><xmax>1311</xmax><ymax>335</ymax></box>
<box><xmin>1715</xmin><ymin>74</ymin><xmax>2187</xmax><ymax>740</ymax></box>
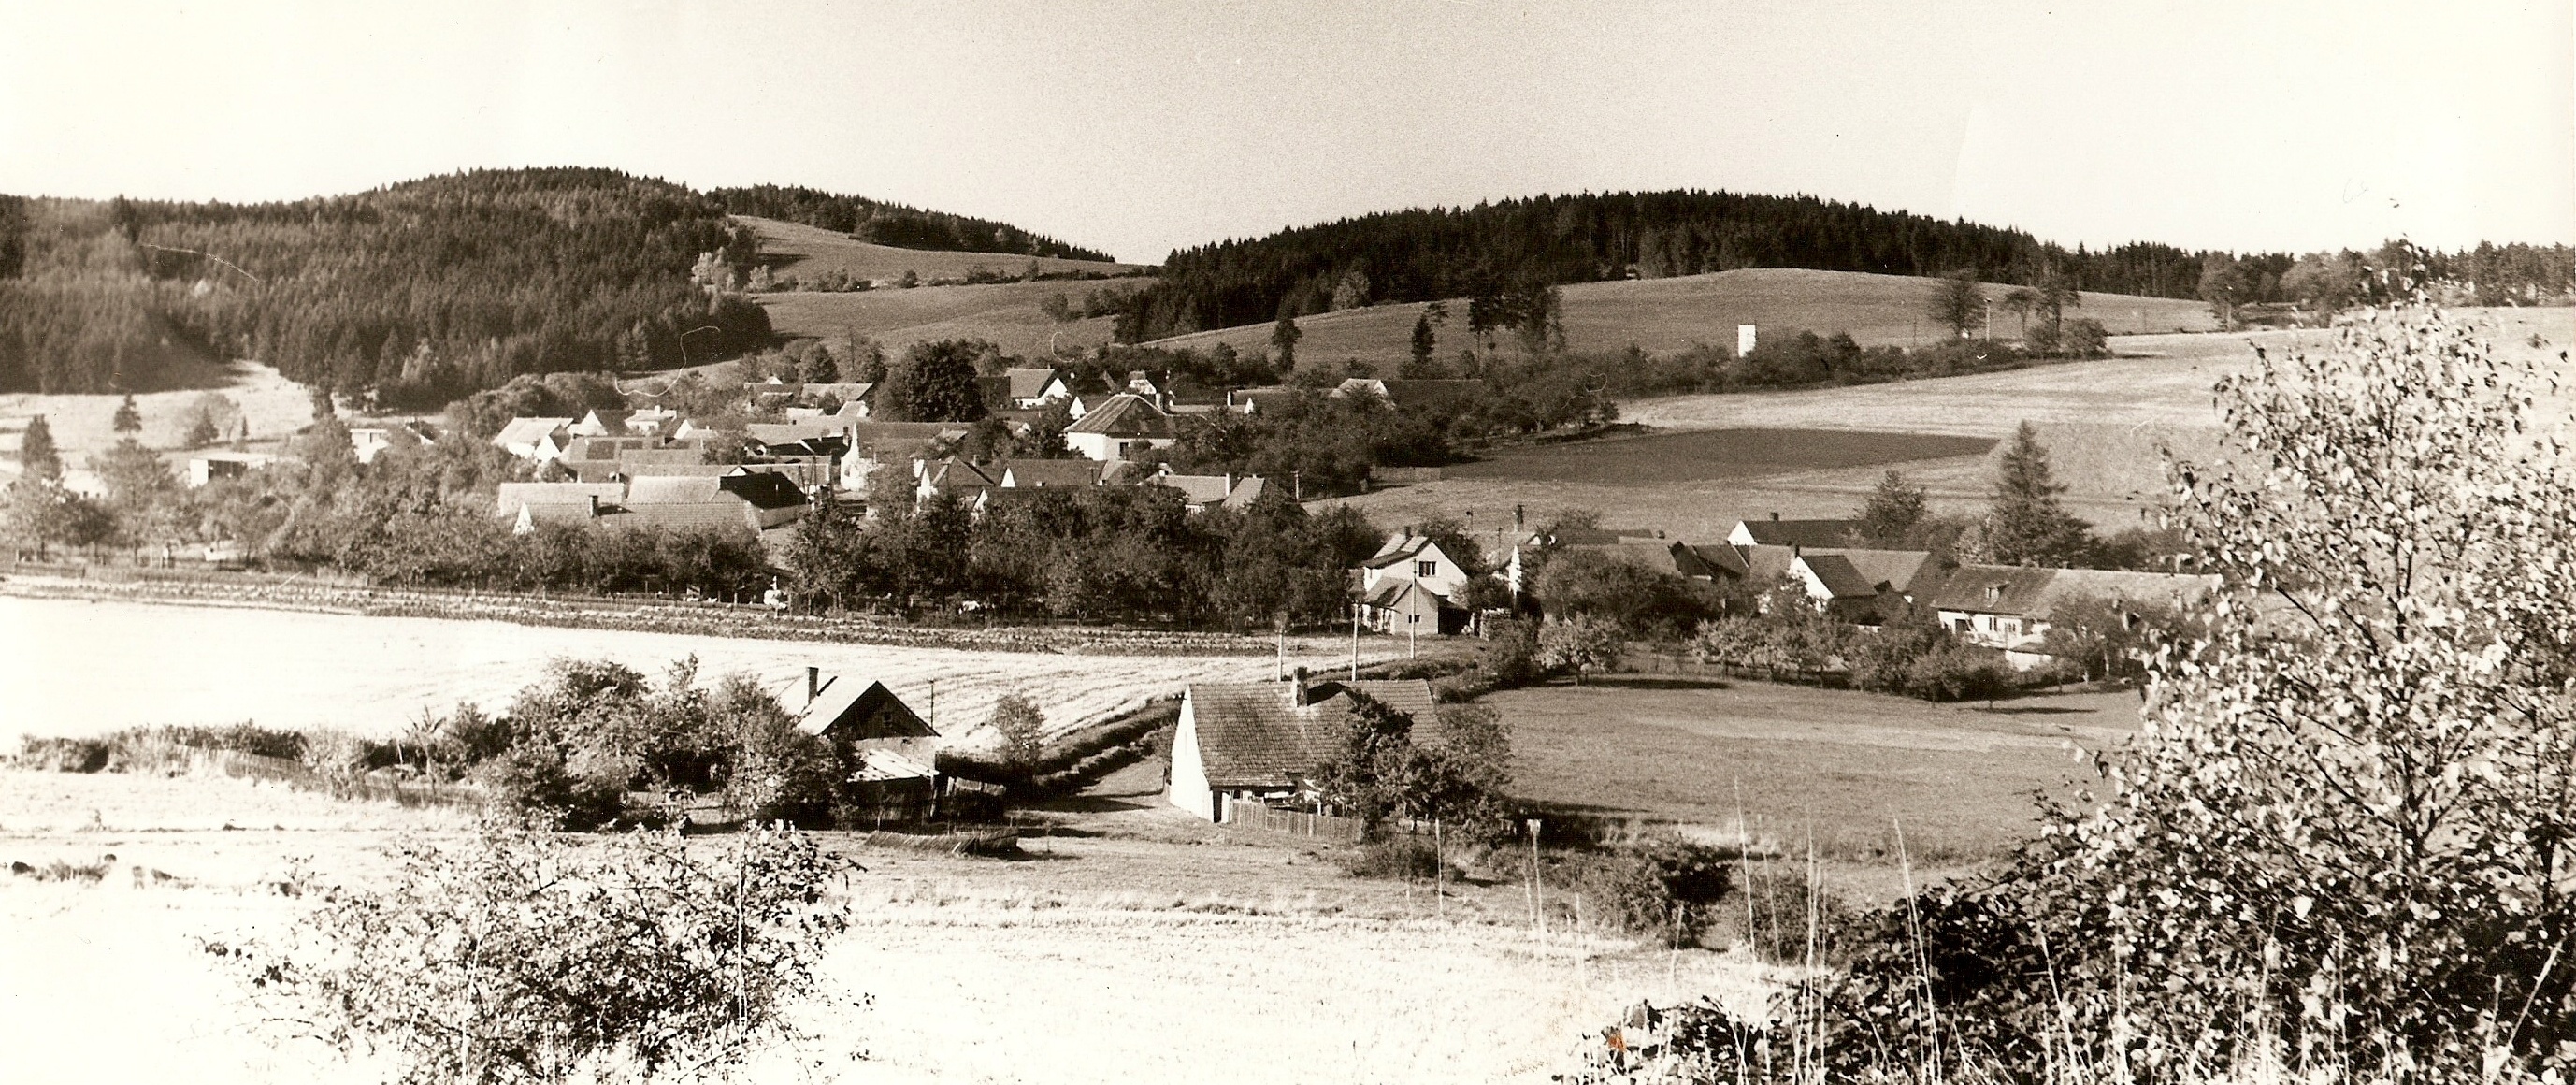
<box><xmin>757</xmin><ymin>279</ymin><xmax>1131</xmax><ymax>360</ymax></box>
<box><xmin>743</xmin><ymin>212</ymin><xmax>1155</xmax><ymax>358</ymax></box>
<box><xmin>1147</xmin><ymin>268</ymin><xmax>2220</xmax><ymax>366</ymax></box>
<box><xmin>0</xmin><ymin>360</ymin><xmax>315</xmax><ymax>481</ymax></box>
<box><xmin>1495</xmin><ymin>675</ymin><xmax>2135</xmax><ymax>872</ymax></box>
<box><xmin>738</xmin><ymin>214</ymin><xmax>1153</xmax><ymax>283</ymax></box>
<box><xmin>0</xmin><ymin>596</ymin><xmax>1403</xmax><ymax>754</ymax></box>
<box><xmin>0</xmin><ymin>771</ymin><xmax>1765</xmax><ymax>1085</ymax></box>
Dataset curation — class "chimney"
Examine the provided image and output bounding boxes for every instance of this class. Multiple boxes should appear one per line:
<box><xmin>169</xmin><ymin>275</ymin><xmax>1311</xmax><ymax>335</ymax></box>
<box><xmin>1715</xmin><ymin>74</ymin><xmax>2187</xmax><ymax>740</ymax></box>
<box><xmin>805</xmin><ymin>666</ymin><xmax>821</xmax><ymax>705</ymax></box>
<box><xmin>1770</xmin><ymin>511</ymin><xmax>1780</xmax><ymax>522</ymax></box>
<box><xmin>1791</xmin><ymin>542</ymin><xmax>1801</xmax><ymax>559</ymax></box>
<box><xmin>1291</xmin><ymin>666</ymin><xmax>1312</xmax><ymax>706</ymax></box>
<box><xmin>587</xmin><ymin>494</ymin><xmax>599</xmax><ymax>517</ymax></box>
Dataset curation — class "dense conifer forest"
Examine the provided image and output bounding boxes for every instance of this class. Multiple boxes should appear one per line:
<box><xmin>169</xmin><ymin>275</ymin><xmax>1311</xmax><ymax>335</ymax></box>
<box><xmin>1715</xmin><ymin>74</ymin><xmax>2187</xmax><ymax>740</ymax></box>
<box><xmin>709</xmin><ymin>184</ymin><xmax>1116</xmax><ymax>263</ymax></box>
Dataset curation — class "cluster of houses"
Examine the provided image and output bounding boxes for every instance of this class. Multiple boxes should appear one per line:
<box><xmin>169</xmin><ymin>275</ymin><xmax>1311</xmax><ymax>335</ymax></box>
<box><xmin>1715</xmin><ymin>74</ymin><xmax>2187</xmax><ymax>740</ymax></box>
<box><xmin>481</xmin><ymin>369</ymin><xmax>1311</xmax><ymax>548</ymax></box>
<box><xmin>1350</xmin><ymin>512</ymin><xmax>2221</xmax><ymax>668</ymax></box>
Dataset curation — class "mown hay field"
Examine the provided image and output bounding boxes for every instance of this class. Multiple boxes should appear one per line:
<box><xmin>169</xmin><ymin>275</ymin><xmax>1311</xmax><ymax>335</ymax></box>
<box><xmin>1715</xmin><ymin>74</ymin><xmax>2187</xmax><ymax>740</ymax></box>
<box><xmin>1147</xmin><ymin>268</ymin><xmax>2220</xmax><ymax>365</ymax></box>
<box><xmin>0</xmin><ymin>596</ymin><xmax>1397</xmax><ymax>753</ymax></box>
<box><xmin>0</xmin><ymin>360</ymin><xmax>314</xmax><ymax>480</ymax></box>
<box><xmin>757</xmin><ymin>280</ymin><xmax>1130</xmax><ymax>360</ymax></box>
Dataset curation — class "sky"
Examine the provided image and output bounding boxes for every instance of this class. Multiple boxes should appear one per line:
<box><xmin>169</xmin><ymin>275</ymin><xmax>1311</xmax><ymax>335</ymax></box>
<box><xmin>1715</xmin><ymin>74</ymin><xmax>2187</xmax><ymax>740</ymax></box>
<box><xmin>0</xmin><ymin>1</ymin><xmax>2568</xmax><ymax>264</ymax></box>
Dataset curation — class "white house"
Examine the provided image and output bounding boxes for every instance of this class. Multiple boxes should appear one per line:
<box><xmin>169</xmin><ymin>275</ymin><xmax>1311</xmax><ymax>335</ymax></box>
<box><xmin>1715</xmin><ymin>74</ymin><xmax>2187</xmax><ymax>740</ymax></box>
<box><xmin>1927</xmin><ymin>565</ymin><xmax>2222</xmax><ymax>665</ymax></box>
<box><xmin>492</xmin><ymin>416</ymin><xmax>575</xmax><ymax>462</ymax></box>
<box><xmin>1727</xmin><ymin>514</ymin><xmax>1866</xmax><ymax>549</ymax></box>
<box><xmin>1355</xmin><ymin>529</ymin><xmax>1473</xmax><ymax>634</ymax></box>
<box><xmin>1167</xmin><ymin>675</ymin><xmax>1438</xmax><ymax>821</ymax></box>
<box><xmin>1061</xmin><ymin>393</ymin><xmax>1175</xmax><ymax>462</ymax></box>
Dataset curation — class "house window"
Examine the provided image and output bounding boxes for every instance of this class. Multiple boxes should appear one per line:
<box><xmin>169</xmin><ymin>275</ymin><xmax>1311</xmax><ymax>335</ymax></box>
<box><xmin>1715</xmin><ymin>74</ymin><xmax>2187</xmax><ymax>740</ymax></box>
<box><xmin>1408</xmin><ymin>613</ymin><xmax>1420</xmax><ymax>624</ymax></box>
<box><xmin>1415</xmin><ymin>560</ymin><xmax>1437</xmax><ymax>578</ymax></box>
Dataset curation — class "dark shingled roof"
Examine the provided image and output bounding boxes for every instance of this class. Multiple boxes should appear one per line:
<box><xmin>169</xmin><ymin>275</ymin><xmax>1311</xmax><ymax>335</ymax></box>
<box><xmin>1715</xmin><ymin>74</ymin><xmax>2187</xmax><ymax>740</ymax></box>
<box><xmin>1925</xmin><ymin>565</ymin><xmax>2061</xmax><ymax>615</ymax></box>
<box><xmin>1736</xmin><ymin>518</ymin><xmax>1866</xmax><ymax>548</ymax></box>
<box><xmin>1185</xmin><ymin>679</ymin><xmax>1439</xmax><ymax>789</ymax></box>
<box><xmin>1063</xmin><ymin>394</ymin><xmax>1173</xmax><ymax>438</ymax></box>
<box><xmin>1796</xmin><ymin>554</ymin><xmax>1880</xmax><ymax>600</ymax></box>
<box><xmin>799</xmin><ymin>678</ymin><xmax>938</xmax><ymax>740</ymax></box>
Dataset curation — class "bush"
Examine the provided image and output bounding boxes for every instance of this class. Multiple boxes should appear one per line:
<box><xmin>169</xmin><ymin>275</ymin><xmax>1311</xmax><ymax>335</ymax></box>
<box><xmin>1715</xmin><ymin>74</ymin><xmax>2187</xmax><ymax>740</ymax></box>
<box><xmin>210</xmin><ymin>820</ymin><xmax>852</xmax><ymax>1085</ymax></box>
<box><xmin>1554</xmin><ymin>834</ymin><xmax>1737</xmax><ymax>947</ymax></box>
<box><xmin>1336</xmin><ymin>837</ymin><xmax>1444</xmax><ymax>879</ymax></box>
<box><xmin>1898</xmin><ymin>644</ymin><xmax>2013</xmax><ymax>702</ymax></box>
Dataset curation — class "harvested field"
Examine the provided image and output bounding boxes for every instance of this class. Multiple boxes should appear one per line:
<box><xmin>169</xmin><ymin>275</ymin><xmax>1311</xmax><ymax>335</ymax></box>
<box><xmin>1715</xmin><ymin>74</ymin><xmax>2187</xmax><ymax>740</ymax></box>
<box><xmin>1494</xmin><ymin>676</ymin><xmax>2137</xmax><ymax>870</ymax></box>
<box><xmin>0</xmin><ymin>772</ymin><xmax>1767</xmax><ymax>1085</ymax></box>
<box><xmin>0</xmin><ymin>595</ymin><xmax>1400</xmax><ymax>752</ymax></box>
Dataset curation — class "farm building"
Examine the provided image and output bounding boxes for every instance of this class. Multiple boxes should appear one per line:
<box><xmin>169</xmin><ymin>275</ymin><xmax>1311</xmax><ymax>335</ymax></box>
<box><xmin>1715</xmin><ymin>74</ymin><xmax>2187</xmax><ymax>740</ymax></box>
<box><xmin>185</xmin><ymin>451</ymin><xmax>280</xmax><ymax>487</ymax></box>
<box><xmin>1928</xmin><ymin>566</ymin><xmax>2223</xmax><ymax>665</ymax></box>
<box><xmin>1167</xmin><ymin>674</ymin><xmax>1438</xmax><ymax>822</ymax></box>
<box><xmin>492</xmin><ymin>416</ymin><xmax>575</xmax><ymax>461</ymax></box>
<box><xmin>798</xmin><ymin>667</ymin><xmax>943</xmax><ymax>822</ymax></box>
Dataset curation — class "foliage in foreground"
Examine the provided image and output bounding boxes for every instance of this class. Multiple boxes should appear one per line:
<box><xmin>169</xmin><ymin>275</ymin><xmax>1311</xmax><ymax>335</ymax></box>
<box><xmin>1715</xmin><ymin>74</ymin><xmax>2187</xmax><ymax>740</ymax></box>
<box><xmin>209</xmin><ymin>820</ymin><xmax>853</xmax><ymax>1085</ymax></box>
<box><xmin>1579</xmin><ymin>300</ymin><xmax>2576</xmax><ymax>1083</ymax></box>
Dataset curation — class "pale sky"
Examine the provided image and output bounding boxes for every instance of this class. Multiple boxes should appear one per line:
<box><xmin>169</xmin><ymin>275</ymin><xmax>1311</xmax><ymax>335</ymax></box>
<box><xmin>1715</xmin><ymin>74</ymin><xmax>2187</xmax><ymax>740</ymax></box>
<box><xmin>1</xmin><ymin>1</ymin><xmax>2568</xmax><ymax>264</ymax></box>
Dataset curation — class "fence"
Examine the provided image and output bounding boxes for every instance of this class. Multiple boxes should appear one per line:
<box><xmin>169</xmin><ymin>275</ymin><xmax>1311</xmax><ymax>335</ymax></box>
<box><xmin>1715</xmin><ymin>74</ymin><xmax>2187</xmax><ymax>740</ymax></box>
<box><xmin>1625</xmin><ymin>651</ymin><xmax>1852</xmax><ymax>689</ymax></box>
<box><xmin>1220</xmin><ymin>800</ymin><xmax>1367</xmax><ymax>842</ymax></box>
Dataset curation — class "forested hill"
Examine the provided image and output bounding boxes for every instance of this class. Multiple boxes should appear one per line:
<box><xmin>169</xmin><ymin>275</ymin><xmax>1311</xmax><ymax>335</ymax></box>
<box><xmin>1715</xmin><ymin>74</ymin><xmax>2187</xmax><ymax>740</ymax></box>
<box><xmin>710</xmin><ymin>184</ymin><xmax>1115</xmax><ymax>263</ymax></box>
<box><xmin>1124</xmin><ymin>190</ymin><xmax>2576</xmax><ymax>340</ymax></box>
<box><xmin>0</xmin><ymin>169</ymin><xmax>1111</xmax><ymax>403</ymax></box>
<box><xmin>1117</xmin><ymin>190</ymin><xmax>2224</xmax><ymax>340</ymax></box>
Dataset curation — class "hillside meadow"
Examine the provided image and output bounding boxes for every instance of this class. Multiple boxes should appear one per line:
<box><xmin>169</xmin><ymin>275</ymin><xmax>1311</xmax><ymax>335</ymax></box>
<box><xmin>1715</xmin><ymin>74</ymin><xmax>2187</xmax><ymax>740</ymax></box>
<box><xmin>744</xmin><ymin>212</ymin><xmax>1154</xmax><ymax>357</ymax></box>
<box><xmin>1331</xmin><ymin>308</ymin><xmax>2575</xmax><ymax>540</ymax></box>
<box><xmin>0</xmin><ymin>360</ymin><xmax>312</xmax><ymax>481</ymax></box>
<box><xmin>1146</xmin><ymin>268</ymin><xmax>2220</xmax><ymax>365</ymax></box>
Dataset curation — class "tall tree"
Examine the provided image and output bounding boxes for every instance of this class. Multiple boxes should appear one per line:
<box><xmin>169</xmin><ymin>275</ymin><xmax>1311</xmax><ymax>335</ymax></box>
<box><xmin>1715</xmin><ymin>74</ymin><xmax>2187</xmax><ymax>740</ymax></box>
<box><xmin>1855</xmin><ymin>470</ymin><xmax>1929</xmax><ymax>544</ymax></box>
<box><xmin>880</xmin><ymin>339</ymin><xmax>990</xmax><ymax>423</ymax></box>
<box><xmin>1407</xmin><ymin>310</ymin><xmax>1438</xmax><ymax>374</ymax></box>
<box><xmin>18</xmin><ymin>414</ymin><xmax>60</xmax><ymax>481</ymax></box>
<box><xmin>1270</xmin><ymin>313</ymin><xmax>1302</xmax><ymax>372</ymax></box>
<box><xmin>2198</xmin><ymin>253</ymin><xmax>2252</xmax><ymax>330</ymax></box>
<box><xmin>111</xmin><ymin>395</ymin><xmax>142</xmax><ymax>435</ymax></box>
<box><xmin>1929</xmin><ymin>269</ymin><xmax>1982</xmax><ymax>339</ymax></box>
<box><xmin>1980</xmin><ymin>421</ymin><xmax>2091</xmax><ymax>566</ymax></box>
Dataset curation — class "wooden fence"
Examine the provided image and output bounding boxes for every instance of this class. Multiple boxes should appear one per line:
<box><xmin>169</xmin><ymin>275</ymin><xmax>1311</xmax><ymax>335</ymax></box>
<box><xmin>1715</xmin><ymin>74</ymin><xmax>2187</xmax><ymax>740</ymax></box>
<box><xmin>1220</xmin><ymin>800</ymin><xmax>1368</xmax><ymax>842</ymax></box>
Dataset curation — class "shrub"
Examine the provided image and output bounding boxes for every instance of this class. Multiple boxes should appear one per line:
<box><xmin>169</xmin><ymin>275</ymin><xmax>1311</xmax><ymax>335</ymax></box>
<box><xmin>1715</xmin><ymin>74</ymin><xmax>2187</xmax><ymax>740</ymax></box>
<box><xmin>1555</xmin><ymin>834</ymin><xmax>1737</xmax><ymax>947</ymax></box>
<box><xmin>1897</xmin><ymin>644</ymin><xmax>2012</xmax><ymax>702</ymax></box>
<box><xmin>209</xmin><ymin>820</ymin><xmax>851</xmax><ymax>1085</ymax></box>
<box><xmin>1336</xmin><ymin>837</ymin><xmax>1443</xmax><ymax>879</ymax></box>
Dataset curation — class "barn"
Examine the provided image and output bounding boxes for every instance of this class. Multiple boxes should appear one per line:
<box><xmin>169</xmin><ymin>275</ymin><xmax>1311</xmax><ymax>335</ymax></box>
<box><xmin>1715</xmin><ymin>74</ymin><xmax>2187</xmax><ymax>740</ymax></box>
<box><xmin>1166</xmin><ymin>673</ymin><xmax>1438</xmax><ymax>822</ymax></box>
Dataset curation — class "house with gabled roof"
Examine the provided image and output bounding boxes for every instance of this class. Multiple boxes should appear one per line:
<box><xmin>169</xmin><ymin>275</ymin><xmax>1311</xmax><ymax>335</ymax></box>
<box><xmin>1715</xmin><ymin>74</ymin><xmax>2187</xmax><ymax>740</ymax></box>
<box><xmin>996</xmin><ymin>458</ymin><xmax>1103</xmax><ymax>489</ymax></box>
<box><xmin>567</xmin><ymin>409</ymin><xmax>636</xmax><ymax>438</ymax></box>
<box><xmin>1928</xmin><ymin>565</ymin><xmax>2221</xmax><ymax>661</ymax></box>
<box><xmin>626</xmin><ymin>472</ymin><xmax>811</xmax><ymax>528</ymax></box>
<box><xmin>1729</xmin><ymin>514</ymin><xmax>1867</xmax><ymax>549</ymax></box>
<box><xmin>1168</xmin><ymin>674</ymin><xmax>1439</xmax><ymax>821</ymax></box>
<box><xmin>1149</xmin><ymin>470</ymin><xmax>1267</xmax><ymax>512</ymax></box>
<box><xmin>1356</xmin><ymin>529</ymin><xmax>1473</xmax><ymax>634</ymax></box>
<box><xmin>492</xmin><ymin>417</ymin><xmax>575</xmax><ymax>461</ymax></box>
<box><xmin>1000</xmin><ymin>367</ymin><xmax>1072</xmax><ymax>409</ymax></box>
<box><xmin>1061</xmin><ymin>393</ymin><xmax>1175</xmax><ymax>462</ymax></box>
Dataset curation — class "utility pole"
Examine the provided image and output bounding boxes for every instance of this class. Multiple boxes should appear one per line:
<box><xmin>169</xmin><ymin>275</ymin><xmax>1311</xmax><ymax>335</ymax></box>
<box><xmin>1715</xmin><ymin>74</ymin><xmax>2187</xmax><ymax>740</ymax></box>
<box><xmin>1348</xmin><ymin>602</ymin><xmax>1360</xmax><ymax>681</ymax></box>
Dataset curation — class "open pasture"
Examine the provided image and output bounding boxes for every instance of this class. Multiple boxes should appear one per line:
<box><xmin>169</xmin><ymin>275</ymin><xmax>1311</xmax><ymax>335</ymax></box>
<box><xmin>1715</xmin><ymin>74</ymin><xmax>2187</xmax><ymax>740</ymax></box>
<box><xmin>758</xmin><ymin>279</ymin><xmax>1130</xmax><ymax>360</ymax></box>
<box><xmin>1146</xmin><ymin>267</ymin><xmax>2220</xmax><ymax>366</ymax></box>
<box><xmin>738</xmin><ymin>213</ymin><xmax>1153</xmax><ymax>282</ymax></box>
<box><xmin>0</xmin><ymin>595</ymin><xmax>1396</xmax><ymax>752</ymax></box>
<box><xmin>1494</xmin><ymin>676</ymin><xmax>2136</xmax><ymax>868</ymax></box>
